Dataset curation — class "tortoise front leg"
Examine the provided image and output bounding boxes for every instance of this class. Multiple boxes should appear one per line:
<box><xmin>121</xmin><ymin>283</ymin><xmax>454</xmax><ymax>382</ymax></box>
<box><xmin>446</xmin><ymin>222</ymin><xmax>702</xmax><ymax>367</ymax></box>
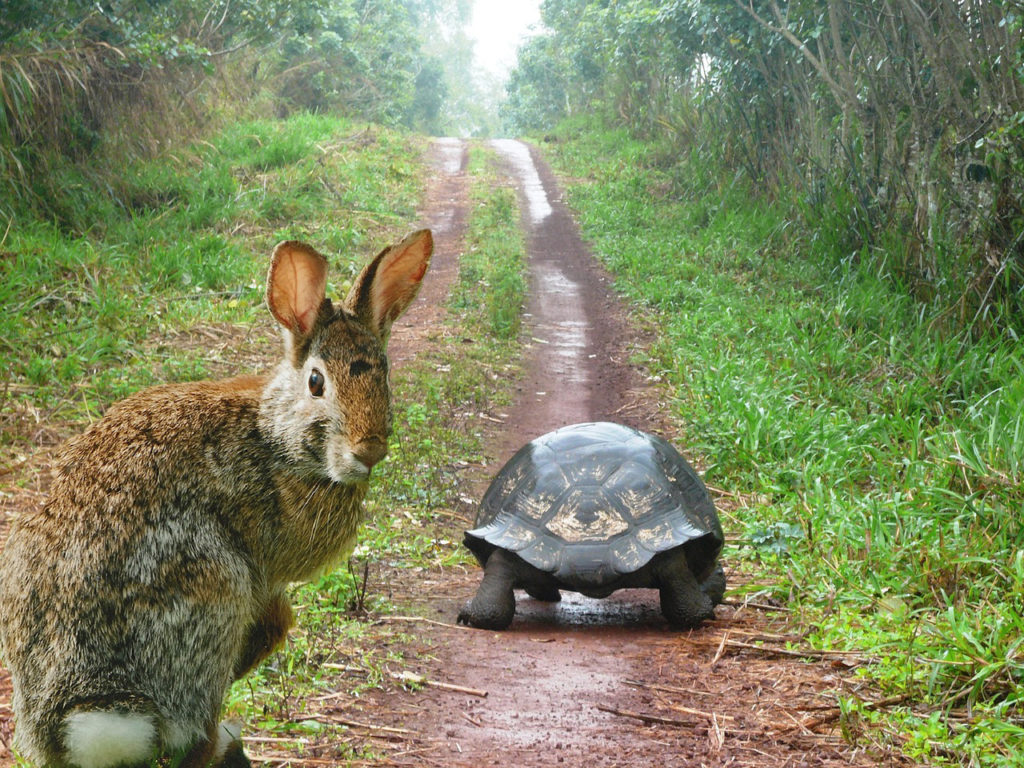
<box><xmin>656</xmin><ymin>555</ymin><xmax>715</xmax><ymax>629</ymax></box>
<box><xmin>458</xmin><ymin>549</ymin><xmax>518</xmax><ymax>630</ymax></box>
<box><xmin>700</xmin><ymin>563</ymin><xmax>727</xmax><ymax>606</ymax></box>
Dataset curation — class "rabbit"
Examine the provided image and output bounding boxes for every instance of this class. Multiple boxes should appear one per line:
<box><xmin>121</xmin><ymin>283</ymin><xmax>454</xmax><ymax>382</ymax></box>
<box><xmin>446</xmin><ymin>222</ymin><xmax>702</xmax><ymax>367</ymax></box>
<box><xmin>0</xmin><ymin>229</ymin><xmax>433</xmax><ymax>768</ymax></box>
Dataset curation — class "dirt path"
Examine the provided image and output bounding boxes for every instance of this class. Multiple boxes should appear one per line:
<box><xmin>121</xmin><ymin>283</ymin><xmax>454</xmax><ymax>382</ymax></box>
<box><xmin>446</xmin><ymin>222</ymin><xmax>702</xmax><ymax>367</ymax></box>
<box><xmin>359</xmin><ymin>140</ymin><xmax>913</xmax><ymax>767</ymax></box>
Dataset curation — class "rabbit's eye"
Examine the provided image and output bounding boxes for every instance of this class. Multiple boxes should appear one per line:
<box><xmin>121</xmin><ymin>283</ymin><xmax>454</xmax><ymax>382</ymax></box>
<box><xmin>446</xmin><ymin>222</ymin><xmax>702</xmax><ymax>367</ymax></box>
<box><xmin>308</xmin><ymin>369</ymin><xmax>325</xmax><ymax>397</ymax></box>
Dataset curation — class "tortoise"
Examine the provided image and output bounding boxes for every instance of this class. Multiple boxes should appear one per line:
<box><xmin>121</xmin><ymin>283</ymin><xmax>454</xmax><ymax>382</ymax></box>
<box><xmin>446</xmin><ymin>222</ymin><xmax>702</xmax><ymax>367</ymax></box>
<box><xmin>457</xmin><ymin>422</ymin><xmax>726</xmax><ymax>630</ymax></box>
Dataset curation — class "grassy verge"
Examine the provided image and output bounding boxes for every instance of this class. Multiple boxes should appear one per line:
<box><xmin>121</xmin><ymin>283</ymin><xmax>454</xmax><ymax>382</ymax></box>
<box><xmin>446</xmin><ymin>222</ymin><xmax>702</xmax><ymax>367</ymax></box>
<box><xmin>542</xmin><ymin>124</ymin><xmax>1024</xmax><ymax>766</ymax></box>
<box><xmin>2</xmin><ymin>113</ymin><xmax>421</xmax><ymax>764</ymax></box>
<box><xmin>1</xmin><ymin>112</ymin><xmax>421</xmax><ymax>466</ymax></box>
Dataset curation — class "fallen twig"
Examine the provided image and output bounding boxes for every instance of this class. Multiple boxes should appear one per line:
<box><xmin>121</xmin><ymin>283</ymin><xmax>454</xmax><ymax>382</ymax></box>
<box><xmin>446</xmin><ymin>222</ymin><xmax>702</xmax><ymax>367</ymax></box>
<box><xmin>789</xmin><ymin>693</ymin><xmax>913</xmax><ymax>732</ymax></box>
<box><xmin>394</xmin><ymin>670</ymin><xmax>488</xmax><ymax>698</ymax></box>
<box><xmin>460</xmin><ymin>711</ymin><xmax>484</xmax><ymax>727</ymax></box>
<box><xmin>722</xmin><ymin>598</ymin><xmax>792</xmax><ymax>612</ymax></box>
<box><xmin>377</xmin><ymin>614</ymin><xmax>477</xmax><ymax>631</ymax></box>
<box><xmin>724</xmin><ymin>638</ymin><xmax>870</xmax><ymax>662</ymax></box>
<box><xmin>321</xmin><ymin>662</ymin><xmax>487</xmax><ymax>697</ymax></box>
<box><xmin>726</xmin><ymin>628</ymin><xmax>805</xmax><ymax>642</ymax></box>
<box><xmin>622</xmin><ymin>679</ymin><xmax>715</xmax><ymax>698</ymax></box>
<box><xmin>711</xmin><ymin>630</ymin><xmax>730</xmax><ymax>667</ymax></box>
<box><xmin>709</xmin><ymin>713</ymin><xmax>724</xmax><ymax>751</ymax></box>
<box><xmin>668</xmin><ymin>703</ymin><xmax>735</xmax><ymax>722</ymax></box>
<box><xmin>318</xmin><ymin>715</ymin><xmax>411</xmax><ymax>735</ymax></box>
<box><xmin>596</xmin><ymin>704</ymin><xmax>698</xmax><ymax>728</ymax></box>
<box><xmin>249</xmin><ymin>757</ymin><xmax>348</xmax><ymax>766</ymax></box>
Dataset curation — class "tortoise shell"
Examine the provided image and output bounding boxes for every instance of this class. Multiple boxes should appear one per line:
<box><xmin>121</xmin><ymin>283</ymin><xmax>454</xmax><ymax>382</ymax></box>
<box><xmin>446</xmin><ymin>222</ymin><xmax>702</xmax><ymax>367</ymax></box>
<box><xmin>464</xmin><ymin>422</ymin><xmax>723</xmax><ymax>589</ymax></box>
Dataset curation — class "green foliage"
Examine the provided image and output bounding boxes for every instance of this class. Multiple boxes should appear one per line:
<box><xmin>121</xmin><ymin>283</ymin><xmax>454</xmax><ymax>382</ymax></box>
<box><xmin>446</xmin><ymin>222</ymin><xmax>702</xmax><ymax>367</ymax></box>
<box><xmin>546</xmin><ymin>125</ymin><xmax>1024</xmax><ymax>765</ymax></box>
<box><xmin>0</xmin><ymin>0</ymin><xmax>475</xmax><ymax>221</ymax></box>
<box><xmin>501</xmin><ymin>33</ymin><xmax>572</xmax><ymax>134</ymax></box>
<box><xmin>0</xmin><ymin>112</ymin><xmax>421</xmax><ymax>461</ymax></box>
<box><xmin>506</xmin><ymin>0</ymin><xmax>1024</xmax><ymax>332</ymax></box>
<box><xmin>274</xmin><ymin>0</ymin><xmax>418</xmax><ymax>123</ymax></box>
<box><xmin>0</xmin><ymin>0</ymin><xmax>318</xmax><ymax>51</ymax></box>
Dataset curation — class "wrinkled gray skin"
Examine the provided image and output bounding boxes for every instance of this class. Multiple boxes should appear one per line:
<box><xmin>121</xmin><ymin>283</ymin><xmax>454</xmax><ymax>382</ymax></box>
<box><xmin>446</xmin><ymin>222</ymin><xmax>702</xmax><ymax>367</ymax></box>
<box><xmin>457</xmin><ymin>544</ymin><xmax>727</xmax><ymax>631</ymax></box>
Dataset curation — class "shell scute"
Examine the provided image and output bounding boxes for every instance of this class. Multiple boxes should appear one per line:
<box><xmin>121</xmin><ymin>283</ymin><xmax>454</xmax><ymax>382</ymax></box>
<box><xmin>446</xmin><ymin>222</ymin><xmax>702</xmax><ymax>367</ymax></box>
<box><xmin>544</xmin><ymin>487</ymin><xmax>629</xmax><ymax>543</ymax></box>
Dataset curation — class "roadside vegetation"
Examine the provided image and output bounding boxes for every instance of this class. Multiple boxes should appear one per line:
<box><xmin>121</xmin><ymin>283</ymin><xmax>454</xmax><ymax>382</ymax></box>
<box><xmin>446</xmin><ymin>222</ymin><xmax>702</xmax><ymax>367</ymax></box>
<box><xmin>0</xmin><ymin>113</ymin><xmax>422</xmax><ymax>461</ymax></box>
<box><xmin>505</xmin><ymin>1</ymin><xmax>1024</xmax><ymax>336</ymax></box>
<box><xmin>542</xmin><ymin>120</ymin><xmax>1024</xmax><ymax>767</ymax></box>
<box><xmin>0</xmin><ymin>0</ymin><xmax>492</xmax><ymax>229</ymax></box>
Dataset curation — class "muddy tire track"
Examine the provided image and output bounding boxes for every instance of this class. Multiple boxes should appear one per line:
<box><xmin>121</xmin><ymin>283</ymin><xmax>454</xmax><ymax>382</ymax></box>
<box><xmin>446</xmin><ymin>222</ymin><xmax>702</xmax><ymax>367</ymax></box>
<box><xmin>388</xmin><ymin>137</ymin><xmax>469</xmax><ymax>366</ymax></box>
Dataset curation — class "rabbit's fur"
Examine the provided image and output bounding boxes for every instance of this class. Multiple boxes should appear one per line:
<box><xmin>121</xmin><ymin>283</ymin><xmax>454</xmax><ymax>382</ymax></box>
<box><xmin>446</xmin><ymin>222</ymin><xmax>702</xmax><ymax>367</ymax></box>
<box><xmin>0</xmin><ymin>230</ymin><xmax>433</xmax><ymax>768</ymax></box>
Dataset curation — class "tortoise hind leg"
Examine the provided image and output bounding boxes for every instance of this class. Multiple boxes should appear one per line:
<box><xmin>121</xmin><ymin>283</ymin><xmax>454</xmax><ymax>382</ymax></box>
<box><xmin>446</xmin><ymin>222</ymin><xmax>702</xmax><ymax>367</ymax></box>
<box><xmin>524</xmin><ymin>583</ymin><xmax>561</xmax><ymax>603</ymax></box>
<box><xmin>656</xmin><ymin>554</ymin><xmax>715</xmax><ymax>629</ymax></box>
<box><xmin>458</xmin><ymin>549</ymin><xmax>517</xmax><ymax>630</ymax></box>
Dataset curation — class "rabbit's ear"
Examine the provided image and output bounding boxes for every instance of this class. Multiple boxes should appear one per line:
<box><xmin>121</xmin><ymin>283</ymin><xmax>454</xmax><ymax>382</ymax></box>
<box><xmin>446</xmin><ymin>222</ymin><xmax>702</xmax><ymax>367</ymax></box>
<box><xmin>267</xmin><ymin>241</ymin><xmax>329</xmax><ymax>338</ymax></box>
<box><xmin>345</xmin><ymin>229</ymin><xmax>432</xmax><ymax>341</ymax></box>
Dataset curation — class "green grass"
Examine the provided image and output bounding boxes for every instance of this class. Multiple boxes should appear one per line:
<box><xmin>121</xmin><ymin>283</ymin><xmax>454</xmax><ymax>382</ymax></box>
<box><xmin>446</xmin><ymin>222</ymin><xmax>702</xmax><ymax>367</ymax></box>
<box><xmin>0</xmin><ymin>113</ymin><xmax>422</xmax><ymax>463</ymax></box>
<box><xmin>543</xmin><ymin>123</ymin><xmax>1024</xmax><ymax>766</ymax></box>
<box><xmin>450</xmin><ymin>146</ymin><xmax>527</xmax><ymax>340</ymax></box>
<box><xmin>3</xmin><ymin>112</ymin><xmax>431</xmax><ymax>766</ymax></box>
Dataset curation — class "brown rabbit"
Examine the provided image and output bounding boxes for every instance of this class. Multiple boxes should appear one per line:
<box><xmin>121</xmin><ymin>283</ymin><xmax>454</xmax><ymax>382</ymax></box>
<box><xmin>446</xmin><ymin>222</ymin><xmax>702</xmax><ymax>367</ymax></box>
<box><xmin>0</xmin><ymin>229</ymin><xmax>433</xmax><ymax>767</ymax></box>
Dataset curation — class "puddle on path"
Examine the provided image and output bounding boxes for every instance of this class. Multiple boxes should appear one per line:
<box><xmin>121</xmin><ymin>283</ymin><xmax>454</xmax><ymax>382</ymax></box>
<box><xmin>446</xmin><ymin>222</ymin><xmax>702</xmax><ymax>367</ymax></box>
<box><xmin>490</xmin><ymin>138</ymin><xmax>553</xmax><ymax>223</ymax></box>
<box><xmin>490</xmin><ymin>139</ymin><xmax>592</xmax><ymax>427</ymax></box>
<box><xmin>434</xmin><ymin>136</ymin><xmax>465</xmax><ymax>174</ymax></box>
<box><xmin>390</xmin><ymin>138</ymin><xmax>467</xmax><ymax>366</ymax></box>
<box><xmin>529</xmin><ymin>264</ymin><xmax>589</xmax><ymax>390</ymax></box>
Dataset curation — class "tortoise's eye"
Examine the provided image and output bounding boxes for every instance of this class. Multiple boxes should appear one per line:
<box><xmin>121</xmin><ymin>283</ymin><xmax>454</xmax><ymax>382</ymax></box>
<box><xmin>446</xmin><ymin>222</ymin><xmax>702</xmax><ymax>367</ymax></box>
<box><xmin>308</xmin><ymin>368</ymin><xmax>325</xmax><ymax>397</ymax></box>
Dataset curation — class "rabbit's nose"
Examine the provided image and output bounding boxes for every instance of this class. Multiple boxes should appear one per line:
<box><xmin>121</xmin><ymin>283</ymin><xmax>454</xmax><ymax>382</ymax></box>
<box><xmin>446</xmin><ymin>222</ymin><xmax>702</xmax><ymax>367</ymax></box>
<box><xmin>352</xmin><ymin>438</ymin><xmax>387</xmax><ymax>469</ymax></box>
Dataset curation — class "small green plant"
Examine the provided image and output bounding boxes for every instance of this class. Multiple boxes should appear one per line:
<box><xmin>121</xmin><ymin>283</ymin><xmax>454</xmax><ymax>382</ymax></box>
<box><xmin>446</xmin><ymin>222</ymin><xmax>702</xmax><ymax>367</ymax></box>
<box><xmin>747</xmin><ymin>522</ymin><xmax>804</xmax><ymax>556</ymax></box>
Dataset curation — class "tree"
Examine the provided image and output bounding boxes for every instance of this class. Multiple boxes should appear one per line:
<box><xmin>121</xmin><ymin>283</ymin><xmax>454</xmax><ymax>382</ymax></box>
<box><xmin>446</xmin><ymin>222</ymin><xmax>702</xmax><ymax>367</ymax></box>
<box><xmin>503</xmin><ymin>0</ymin><xmax>1024</xmax><ymax>330</ymax></box>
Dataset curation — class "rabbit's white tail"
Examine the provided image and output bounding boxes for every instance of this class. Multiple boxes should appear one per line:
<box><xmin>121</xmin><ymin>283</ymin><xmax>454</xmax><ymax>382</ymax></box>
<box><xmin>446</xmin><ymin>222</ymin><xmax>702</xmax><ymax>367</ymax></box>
<box><xmin>63</xmin><ymin>711</ymin><xmax>157</xmax><ymax>768</ymax></box>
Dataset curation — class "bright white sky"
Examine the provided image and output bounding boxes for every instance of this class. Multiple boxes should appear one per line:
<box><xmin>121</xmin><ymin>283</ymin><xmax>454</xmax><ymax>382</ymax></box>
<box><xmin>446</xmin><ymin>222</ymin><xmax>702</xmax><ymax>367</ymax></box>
<box><xmin>467</xmin><ymin>0</ymin><xmax>543</xmax><ymax>83</ymax></box>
